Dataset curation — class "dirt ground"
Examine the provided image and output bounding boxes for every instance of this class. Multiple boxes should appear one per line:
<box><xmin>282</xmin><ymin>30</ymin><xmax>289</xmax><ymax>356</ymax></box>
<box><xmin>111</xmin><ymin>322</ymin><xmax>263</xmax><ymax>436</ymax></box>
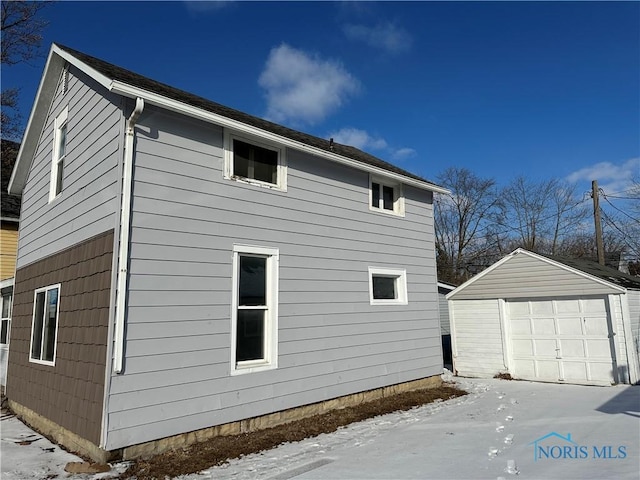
<box><xmin>122</xmin><ymin>384</ymin><xmax>467</xmax><ymax>480</ymax></box>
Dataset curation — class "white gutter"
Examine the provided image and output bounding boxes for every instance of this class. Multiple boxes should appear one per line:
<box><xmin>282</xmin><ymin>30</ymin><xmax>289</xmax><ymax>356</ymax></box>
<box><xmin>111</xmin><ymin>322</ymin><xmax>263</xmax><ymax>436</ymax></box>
<box><xmin>113</xmin><ymin>97</ymin><xmax>144</xmax><ymax>374</ymax></box>
<box><xmin>110</xmin><ymin>81</ymin><xmax>449</xmax><ymax>195</ymax></box>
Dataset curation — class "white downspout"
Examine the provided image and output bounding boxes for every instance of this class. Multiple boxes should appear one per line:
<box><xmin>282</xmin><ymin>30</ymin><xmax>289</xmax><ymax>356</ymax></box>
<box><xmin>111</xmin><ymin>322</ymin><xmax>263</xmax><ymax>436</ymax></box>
<box><xmin>113</xmin><ymin>97</ymin><xmax>144</xmax><ymax>374</ymax></box>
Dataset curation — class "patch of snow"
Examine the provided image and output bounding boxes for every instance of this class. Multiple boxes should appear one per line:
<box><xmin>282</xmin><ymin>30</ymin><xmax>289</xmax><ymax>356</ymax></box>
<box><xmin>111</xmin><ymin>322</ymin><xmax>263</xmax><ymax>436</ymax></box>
<box><xmin>2</xmin><ymin>377</ymin><xmax>639</xmax><ymax>480</ymax></box>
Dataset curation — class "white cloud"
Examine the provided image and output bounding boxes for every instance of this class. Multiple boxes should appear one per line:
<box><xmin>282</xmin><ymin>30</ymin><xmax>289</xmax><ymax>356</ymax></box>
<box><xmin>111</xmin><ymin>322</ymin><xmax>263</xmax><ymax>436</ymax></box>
<box><xmin>329</xmin><ymin>128</ymin><xmax>387</xmax><ymax>151</ymax></box>
<box><xmin>183</xmin><ymin>1</ymin><xmax>232</xmax><ymax>13</ymax></box>
<box><xmin>329</xmin><ymin>127</ymin><xmax>416</xmax><ymax>163</ymax></box>
<box><xmin>391</xmin><ymin>148</ymin><xmax>416</xmax><ymax>161</ymax></box>
<box><xmin>258</xmin><ymin>44</ymin><xmax>360</xmax><ymax>125</ymax></box>
<box><xmin>343</xmin><ymin>22</ymin><xmax>412</xmax><ymax>54</ymax></box>
<box><xmin>566</xmin><ymin>157</ymin><xmax>640</xmax><ymax>195</ymax></box>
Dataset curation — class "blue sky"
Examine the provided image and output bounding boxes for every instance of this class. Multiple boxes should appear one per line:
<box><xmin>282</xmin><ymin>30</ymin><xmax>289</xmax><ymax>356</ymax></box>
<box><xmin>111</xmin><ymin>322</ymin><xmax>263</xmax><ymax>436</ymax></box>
<box><xmin>4</xmin><ymin>1</ymin><xmax>639</xmax><ymax>199</ymax></box>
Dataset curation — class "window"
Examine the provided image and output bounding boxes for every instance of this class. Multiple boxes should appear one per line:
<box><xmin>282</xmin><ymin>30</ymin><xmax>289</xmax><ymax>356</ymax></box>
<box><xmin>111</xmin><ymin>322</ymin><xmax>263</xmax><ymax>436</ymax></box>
<box><xmin>224</xmin><ymin>132</ymin><xmax>286</xmax><ymax>190</ymax></box>
<box><xmin>370</xmin><ymin>177</ymin><xmax>404</xmax><ymax>216</ymax></box>
<box><xmin>368</xmin><ymin>268</ymin><xmax>408</xmax><ymax>305</ymax></box>
<box><xmin>231</xmin><ymin>245</ymin><xmax>279</xmax><ymax>374</ymax></box>
<box><xmin>49</xmin><ymin>107</ymin><xmax>69</xmax><ymax>202</ymax></box>
<box><xmin>29</xmin><ymin>285</ymin><xmax>61</xmax><ymax>365</ymax></box>
<box><xmin>1</xmin><ymin>291</ymin><xmax>12</xmax><ymax>346</ymax></box>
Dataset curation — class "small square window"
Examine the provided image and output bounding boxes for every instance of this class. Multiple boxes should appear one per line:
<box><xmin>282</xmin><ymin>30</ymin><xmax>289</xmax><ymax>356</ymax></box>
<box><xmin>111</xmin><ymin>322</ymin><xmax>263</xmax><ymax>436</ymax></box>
<box><xmin>30</xmin><ymin>284</ymin><xmax>61</xmax><ymax>365</ymax></box>
<box><xmin>370</xmin><ymin>177</ymin><xmax>404</xmax><ymax>216</ymax></box>
<box><xmin>224</xmin><ymin>132</ymin><xmax>286</xmax><ymax>191</ymax></box>
<box><xmin>368</xmin><ymin>268</ymin><xmax>408</xmax><ymax>305</ymax></box>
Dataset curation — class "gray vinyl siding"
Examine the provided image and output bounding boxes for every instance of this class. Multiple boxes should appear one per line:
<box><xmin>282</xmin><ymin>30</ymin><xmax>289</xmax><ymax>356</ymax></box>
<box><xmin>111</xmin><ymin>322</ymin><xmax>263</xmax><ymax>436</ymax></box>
<box><xmin>438</xmin><ymin>289</ymin><xmax>450</xmax><ymax>335</ymax></box>
<box><xmin>450</xmin><ymin>253</ymin><xmax>621</xmax><ymax>300</ymax></box>
<box><xmin>16</xmin><ymin>66</ymin><xmax>123</xmax><ymax>268</ymax></box>
<box><xmin>105</xmin><ymin>106</ymin><xmax>440</xmax><ymax>449</ymax></box>
<box><xmin>450</xmin><ymin>299</ymin><xmax>505</xmax><ymax>377</ymax></box>
<box><xmin>628</xmin><ymin>290</ymin><xmax>640</xmax><ymax>355</ymax></box>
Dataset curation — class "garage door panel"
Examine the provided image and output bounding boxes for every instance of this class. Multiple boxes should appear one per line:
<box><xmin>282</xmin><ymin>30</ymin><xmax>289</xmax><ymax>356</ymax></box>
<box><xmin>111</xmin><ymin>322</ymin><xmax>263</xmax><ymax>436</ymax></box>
<box><xmin>584</xmin><ymin>317</ymin><xmax>609</xmax><ymax>335</ymax></box>
<box><xmin>509</xmin><ymin>302</ymin><xmax>531</xmax><ymax>315</ymax></box>
<box><xmin>582</xmin><ymin>298</ymin><xmax>607</xmax><ymax>314</ymax></box>
<box><xmin>510</xmin><ymin>319</ymin><xmax>532</xmax><ymax>335</ymax></box>
<box><xmin>536</xmin><ymin>360</ymin><xmax>561</xmax><ymax>379</ymax></box>
<box><xmin>532</xmin><ymin>318</ymin><xmax>555</xmax><ymax>335</ymax></box>
<box><xmin>559</xmin><ymin>339</ymin><xmax>585</xmax><ymax>357</ymax></box>
<box><xmin>562</xmin><ymin>362</ymin><xmax>588</xmax><ymax>382</ymax></box>
<box><xmin>513</xmin><ymin>359</ymin><xmax>535</xmax><ymax>377</ymax></box>
<box><xmin>588</xmin><ymin>362</ymin><xmax>615</xmax><ymax>381</ymax></box>
<box><xmin>534</xmin><ymin>339</ymin><xmax>558</xmax><ymax>356</ymax></box>
<box><xmin>556</xmin><ymin>317</ymin><xmax>583</xmax><ymax>335</ymax></box>
<box><xmin>512</xmin><ymin>339</ymin><xmax>533</xmax><ymax>355</ymax></box>
<box><xmin>531</xmin><ymin>302</ymin><xmax>554</xmax><ymax>315</ymax></box>
<box><xmin>586</xmin><ymin>339</ymin><xmax>613</xmax><ymax>357</ymax></box>
<box><xmin>555</xmin><ymin>299</ymin><xmax>581</xmax><ymax>314</ymax></box>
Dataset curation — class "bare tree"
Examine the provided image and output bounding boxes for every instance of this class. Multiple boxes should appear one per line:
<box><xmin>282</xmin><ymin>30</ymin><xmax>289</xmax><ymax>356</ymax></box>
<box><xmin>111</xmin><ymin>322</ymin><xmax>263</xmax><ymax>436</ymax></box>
<box><xmin>1</xmin><ymin>0</ymin><xmax>50</xmax><ymax>140</ymax></box>
<box><xmin>434</xmin><ymin>167</ymin><xmax>499</xmax><ymax>283</ymax></box>
<box><xmin>497</xmin><ymin>177</ymin><xmax>589</xmax><ymax>254</ymax></box>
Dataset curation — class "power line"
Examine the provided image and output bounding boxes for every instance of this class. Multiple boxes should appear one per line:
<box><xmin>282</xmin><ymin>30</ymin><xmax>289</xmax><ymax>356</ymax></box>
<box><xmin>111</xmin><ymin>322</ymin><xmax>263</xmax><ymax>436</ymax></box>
<box><xmin>600</xmin><ymin>210</ymin><xmax>640</xmax><ymax>257</ymax></box>
<box><xmin>600</xmin><ymin>192</ymin><xmax>640</xmax><ymax>224</ymax></box>
<box><xmin>604</xmin><ymin>195</ymin><xmax>639</xmax><ymax>200</ymax></box>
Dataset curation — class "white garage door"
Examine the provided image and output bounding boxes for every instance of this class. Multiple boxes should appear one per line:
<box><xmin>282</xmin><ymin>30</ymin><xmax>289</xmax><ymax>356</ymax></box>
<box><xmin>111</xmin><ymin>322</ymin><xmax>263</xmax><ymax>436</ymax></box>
<box><xmin>508</xmin><ymin>297</ymin><xmax>616</xmax><ymax>385</ymax></box>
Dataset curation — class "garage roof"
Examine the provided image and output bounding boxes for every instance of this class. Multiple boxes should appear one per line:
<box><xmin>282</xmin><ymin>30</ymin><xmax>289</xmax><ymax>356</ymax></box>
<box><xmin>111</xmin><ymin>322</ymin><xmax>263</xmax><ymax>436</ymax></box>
<box><xmin>448</xmin><ymin>249</ymin><xmax>639</xmax><ymax>300</ymax></box>
<box><xmin>542</xmin><ymin>254</ymin><xmax>640</xmax><ymax>290</ymax></box>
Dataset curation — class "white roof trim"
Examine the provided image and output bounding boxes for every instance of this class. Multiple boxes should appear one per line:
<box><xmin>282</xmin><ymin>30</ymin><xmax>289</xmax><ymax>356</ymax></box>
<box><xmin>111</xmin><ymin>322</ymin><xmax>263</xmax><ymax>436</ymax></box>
<box><xmin>8</xmin><ymin>47</ymin><xmax>62</xmax><ymax>195</ymax></box>
<box><xmin>447</xmin><ymin>248</ymin><xmax>626</xmax><ymax>300</ymax></box>
<box><xmin>8</xmin><ymin>44</ymin><xmax>447</xmax><ymax>196</ymax></box>
<box><xmin>110</xmin><ymin>81</ymin><xmax>448</xmax><ymax>194</ymax></box>
<box><xmin>437</xmin><ymin>281</ymin><xmax>456</xmax><ymax>291</ymax></box>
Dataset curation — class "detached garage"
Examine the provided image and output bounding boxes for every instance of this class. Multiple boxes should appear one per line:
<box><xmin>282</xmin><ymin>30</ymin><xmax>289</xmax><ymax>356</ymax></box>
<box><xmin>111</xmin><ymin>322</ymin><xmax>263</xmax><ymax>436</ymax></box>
<box><xmin>447</xmin><ymin>249</ymin><xmax>640</xmax><ymax>386</ymax></box>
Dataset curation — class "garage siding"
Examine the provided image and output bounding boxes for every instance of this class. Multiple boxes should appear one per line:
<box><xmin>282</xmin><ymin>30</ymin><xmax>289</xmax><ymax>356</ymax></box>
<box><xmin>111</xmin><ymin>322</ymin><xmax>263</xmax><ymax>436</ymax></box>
<box><xmin>628</xmin><ymin>291</ymin><xmax>640</xmax><ymax>356</ymax></box>
<box><xmin>451</xmin><ymin>253</ymin><xmax>621</xmax><ymax>300</ymax></box>
<box><xmin>450</xmin><ymin>299</ymin><xmax>505</xmax><ymax>377</ymax></box>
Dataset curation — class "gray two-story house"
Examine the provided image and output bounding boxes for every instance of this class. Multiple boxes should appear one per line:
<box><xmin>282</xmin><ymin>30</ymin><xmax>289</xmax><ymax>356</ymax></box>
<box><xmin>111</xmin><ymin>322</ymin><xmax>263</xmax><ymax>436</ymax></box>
<box><xmin>7</xmin><ymin>44</ymin><xmax>447</xmax><ymax>462</ymax></box>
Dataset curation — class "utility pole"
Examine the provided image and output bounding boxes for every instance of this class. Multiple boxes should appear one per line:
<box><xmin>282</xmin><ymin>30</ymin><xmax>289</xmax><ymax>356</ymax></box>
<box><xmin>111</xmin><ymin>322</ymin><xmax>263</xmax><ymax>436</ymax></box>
<box><xmin>592</xmin><ymin>180</ymin><xmax>605</xmax><ymax>265</ymax></box>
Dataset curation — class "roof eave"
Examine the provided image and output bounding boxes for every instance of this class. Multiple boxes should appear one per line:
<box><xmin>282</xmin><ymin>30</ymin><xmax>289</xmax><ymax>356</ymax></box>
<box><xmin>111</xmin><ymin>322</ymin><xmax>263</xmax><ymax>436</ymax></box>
<box><xmin>8</xmin><ymin>47</ymin><xmax>60</xmax><ymax>195</ymax></box>
<box><xmin>11</xmin><ymin>44</ymin><xmax>449</xmax><ymax>196</ymax></box>
<box><xmin>110</xmin><ymin>81</ymin><xmax>449</xmax><ymax>194</ymax></box>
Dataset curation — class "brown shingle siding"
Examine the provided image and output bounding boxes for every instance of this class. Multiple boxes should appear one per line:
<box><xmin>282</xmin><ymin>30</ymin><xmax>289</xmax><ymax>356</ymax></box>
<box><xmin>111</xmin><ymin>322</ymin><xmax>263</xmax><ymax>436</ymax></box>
<box><xmin>6</xmin><ymin>230</ymin><xmax>114</xmax><ymax>445</ymax></box>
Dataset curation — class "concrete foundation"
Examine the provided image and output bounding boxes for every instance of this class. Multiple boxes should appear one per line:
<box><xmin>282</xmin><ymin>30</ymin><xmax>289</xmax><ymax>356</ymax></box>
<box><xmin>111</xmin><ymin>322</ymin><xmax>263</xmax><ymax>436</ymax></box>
<box><xmin>9</xmin><ymin>374</ymin><xmax>442</xmax><ymax>462</ymax></box>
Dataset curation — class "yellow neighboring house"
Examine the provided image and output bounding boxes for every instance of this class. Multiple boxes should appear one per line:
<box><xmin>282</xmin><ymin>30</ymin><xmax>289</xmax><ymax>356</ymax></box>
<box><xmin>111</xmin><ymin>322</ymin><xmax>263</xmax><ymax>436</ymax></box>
<box><xmin>1</xmin><ymin>139</ymin><xmax>21</xmax><ymax>389</ymax></box>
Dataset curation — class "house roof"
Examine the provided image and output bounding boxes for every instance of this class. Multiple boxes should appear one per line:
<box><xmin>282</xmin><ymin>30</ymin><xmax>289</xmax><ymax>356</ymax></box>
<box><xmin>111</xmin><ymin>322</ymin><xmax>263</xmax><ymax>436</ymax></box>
<box><xmin>541</xmin><ymin>253</ymin><xmax>640</xmax><ymax>290</ymax></box>
<box><xmin>9</xmin><ymin>43</ymin><xmax>447</xmax><ymax>196</ymax></box>
<box><xmin>448</xmin><ymin>248</ymin><xmax>640</xmax><ymax>299</ymax></box>
<box><xmin>1</xmin><ymin>140</ymin><xmax>21</xmax><ymax>220</ymax></box>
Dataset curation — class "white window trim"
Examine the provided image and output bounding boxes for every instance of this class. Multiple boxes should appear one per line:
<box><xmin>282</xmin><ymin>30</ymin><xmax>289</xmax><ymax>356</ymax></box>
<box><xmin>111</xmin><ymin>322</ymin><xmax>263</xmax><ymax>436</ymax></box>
<box><xmin>230</xmin><ymin>245</ymin><xmax>279</xmax><ymax>375</ymax></box>
<box><xmin>0</xmin><ymin>290</ymin><xmax>12</xmax><ymax>347</ymax></box>
<box><xmin>224</xmin><ymin>130</ymin><xmax>287</xmax><ymax>191</ymax></box>
<box><xmin>368</xmin><ymin>267</ymin><xmax>408</xmax><ymax>305</ymax></box>
<box><xmin>49</xmin><ymin>106</ymin><xmax>69</xmax><ymax>202</ymax></box>
<box><xmin>29</xmin><ymin>284</ymin><xmax>61</xmax><ymax>366</ymax></box>
<box><xmin>369</xmin><ymin>175</ymin><xmax>405</xmax><ymax>217</ymax></box>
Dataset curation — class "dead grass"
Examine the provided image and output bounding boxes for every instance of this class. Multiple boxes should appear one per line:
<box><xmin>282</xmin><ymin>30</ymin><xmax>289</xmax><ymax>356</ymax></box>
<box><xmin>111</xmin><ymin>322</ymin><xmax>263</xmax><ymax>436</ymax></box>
<box><xmin>122</xmin><ymin>384</ymin><xmax>467</xmax><ymax>480</ymax></box>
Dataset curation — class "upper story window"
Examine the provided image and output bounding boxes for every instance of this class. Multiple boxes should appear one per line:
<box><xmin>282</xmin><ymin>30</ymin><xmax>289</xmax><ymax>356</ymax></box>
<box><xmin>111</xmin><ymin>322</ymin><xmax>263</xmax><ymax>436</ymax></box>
<box><xmin>224</xmin><ymin>132</ymin><xmax>287</xmax><ymax>191</ymax></box>
<box><xmin>49</xmin><ymin>107</ymin><xmax>69</xmax><ymax>202</ymax></box>
<box><xmin>370</xmin><ymin>176</ymin><xmax>404</xmax><ymax>216</ymax></box>
<box><xmin>30</xmin><ymin>284</ymin><xmax>61</xmax><ymax>366</ymax></box>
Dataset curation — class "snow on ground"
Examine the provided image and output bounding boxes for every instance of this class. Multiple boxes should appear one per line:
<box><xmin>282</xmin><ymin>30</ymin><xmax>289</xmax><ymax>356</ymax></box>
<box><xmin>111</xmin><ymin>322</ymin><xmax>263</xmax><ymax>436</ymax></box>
<box><xmin>2</xmin><ymin>372</ymin><xmax>639</xmax><ymax>480</ymax></box>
